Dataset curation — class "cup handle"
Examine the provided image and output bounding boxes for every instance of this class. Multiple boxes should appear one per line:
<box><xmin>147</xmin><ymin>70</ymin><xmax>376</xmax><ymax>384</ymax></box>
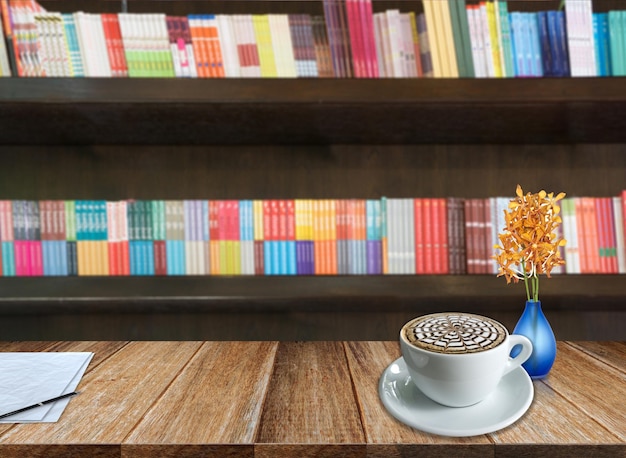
<box><xmin>503</xmin><ymin>335</ymin><xmax>533</xmax><ymax>375</ymax></box>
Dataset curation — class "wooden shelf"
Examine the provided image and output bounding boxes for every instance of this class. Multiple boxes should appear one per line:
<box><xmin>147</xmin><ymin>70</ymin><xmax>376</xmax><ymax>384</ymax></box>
<box><xmin>1</xmin><ymin>341</ymin><xmax>624</xmax><ymax>454</ymax></box>
<box><xmin>2</xmin><ymin>78</ymin><xmax>626</xmax><ymax>145</ymax></box>
<box><xmin>1</xmin><ymin>275</ymin><xmax>624</xmax><ymax>313</ymax></box>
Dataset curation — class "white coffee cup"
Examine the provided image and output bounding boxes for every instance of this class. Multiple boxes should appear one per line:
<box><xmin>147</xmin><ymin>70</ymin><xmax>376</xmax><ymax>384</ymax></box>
<box><xmin>400</xmin><ymin>312</ymin><xmax>533</xmax><ymax>408</ymax></box>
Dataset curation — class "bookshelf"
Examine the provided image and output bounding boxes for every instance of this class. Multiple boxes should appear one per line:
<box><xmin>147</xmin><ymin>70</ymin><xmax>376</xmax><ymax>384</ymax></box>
<box><xmin>0</xmin><ymin>0</ymin><xmax>625</xmax><ymax>340</ymax></box>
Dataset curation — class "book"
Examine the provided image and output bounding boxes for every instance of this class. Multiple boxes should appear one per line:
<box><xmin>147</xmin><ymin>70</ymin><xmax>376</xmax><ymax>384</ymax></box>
<box><xmin>449</xmin><ymin>0</ymin><xmax>474</xmax><ymax>78</ymax></box>
<box><xmin>565</xmin><ymin>0</ymin><xmax>596</xmax><ymax>77</ymax></box>
<box><xmin>0</xmin><ymin>200</ymin><xmax>14</xmax><ymax>276</ymax></box>
<box><xmin>608</xmin><ymin>10</ymin><xmax>624</xmax><ymax>76</ymax></box>
<box><xmin>244</xmin><ymin>14</ymin><xmax>262</xmax><ymax>77</ymax></box>
<box><xmin>323</xmin><ymin>0</ymin><xmax>353</xmax><ymax>77</ymax></box>
<box><xmin>477</xmin><ymin>2</ymin><xmax>495</xmax><ymax>77</ymax></box>
<box><xmin>0</xmin><ymin>0</ymin><xmax>17</xmax><ymax>75</ymax></box>
<box><xmin>74</xmin><ymin>12</ymin><xmax>112</xmax><ymax>77</ymax></box>
<box><xmin>167</xmin><ymin>16</ymin><xmax>186</xmax><ymax>77</ymax></box>
<box><xmin>61</xmin><ymin>13</ymin><xmax>84</xmax><ymax>76</ymax></box>
<box><xmin>486</xmin><ymin>0</ymin><xmax>503</xmax><ymax>77</ymax></box>
<box><xmin>528</xmin><ymin>12</ymin><xmax>544</xmax><ymax>76</ymax></box>
<box><xmin>466</xmin><ymin>4</ymin><xmax>486</xmax><ymax>77</ymax></box>
<box><xmin>593</xmin><ymin>12</ymin><xmax>610</xmax><ymax>76</ymax></box>
<box><xmin>187</xmin><ymin>14</ymin><xmax>209</xmax><ymax>77</ymax></box>
<box><xmin>509</xmin><ymin>11</ymin><xmax>528</xmax><ymax>77</ymax></box>
<box><xmin>359</xmin><ymin>0</ymin><xmax>378</xmax><ymax>78</ymax></box>
<box><xmin>335</xmin><ymin>0</ymin><xmax>353</xmax><ymax>77</ymax></box>
<box><xmin>253</xmin><ymin>14</ymin><xmax>277</xmax><ymax>78</ymax></box>
<box><xmin>547</xmin><ymin>10</ymin><xmax>564</xmax><ymax>77</ymax></box>
<box><xmin>400</xmin><ymin>12</ymin><xmax>419</xmax><ymax>77</ymax></box>
<box><xmin>353</xmin><ymin>199</ymin><xmax>366</xmax><ymax>275</ymax></box>
<box><xmin>415</xmin><ymin>13</ymin><xmax>433</xmax><ymax>77</ymax></box>
<box><xmin>311</xmin><ymin>15</ymin><xmax>334</xmax><ymax>77</ymax></box>
<box><xmin>238</xmin><ymin>200</ymin><xmax>254</xmax><ymax>275</ymax></box>
<box><xmin>252</xmin><ymin>200</ymin><xmax>264</xmax><ymax>275</ymax></box>
<box><xmin>446</xmin><ymin>197</ymin><xmax>465</xmax><ymax>275</ymax></box>
<box><xmin>345</xmin><ymin>0</ymin><xmax>365</xmax><ymax>77</ymax></box>
<box><xmin>497</xmin><ymin>1</ymin><xmax>515</xmax><ymax>77</ymax></box>
<box><xmin>407</xmin><ymin>12</ymin><xmax>423</xmax><ymax>77</ymax></box>
<box><xmin>614</xmin><ymin>194</ymin><xmax>626</xmax><ymax>273</ymax></box>
<box><xmin>178</xmin><ymin>16</ymin><xmax>197</xmax><ymax>77</ymax></box>
<box><xmin>11</xmin><ymin>0</ymin><xmax>46</xmax><ymax>77</ymax></box>
<box><xmin>108</xmin><ymin>13</ymin><xmax>129</xmax><ymax>77</ymax></box>
<box><xmin>463</xmin><ymin>198</ymin><xmax>483</xmax><ymax>274</ymax></box>
<box><xmin>365</xmin><ymin>199</ymin><xmax>382</xmax><ymax>274</ymax></box>
<box><xmin>32</xmin><ymin>12</ymin><xmax>53</xmax><ymax>76</ymax></box>
<box><xmin>216</xmin><ymin>14</ymin><xmax>240</xmax><ymax>77</ymax></box>
<box><xmin>437</xmin><ymin>0</ymin><xmax>459</xmax><ymax>77</ymax></box>
<box><xmin>39</xmin><ymin>200</ymin><xmax>53</xmax><ymax>275</ymax></box>
<box><xmin>52</xmin><ymin>200</ymin><xmax>69</xmax><ymax>276</ymax></box>
<box><xmin>203</xmin><ymin>14</ymin><xmax>225</xmax><ymax>78</ymax></box>
<box><xmin>269</xmin><ymin>14</ymin><xmax>297</xmax><ymax>78</ymax></box>
<box><xmin>64</xmin><ymin>201</ymin><xmax>77</xmax><ymax>276</ymax></box>
<box><xmin>385</xmin><ymin>9</ymin><xmax>404</xmax><ymax>77</ymax></box>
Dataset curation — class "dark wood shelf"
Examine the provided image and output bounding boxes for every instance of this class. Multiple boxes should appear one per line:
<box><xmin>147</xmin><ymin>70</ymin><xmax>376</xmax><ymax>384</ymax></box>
<box><xmin>2</xmin><ymin>78</ymin><xmax>626</xmax><ymax>145</ymax></box>
<box><xmin>0</xmin><ymin>275</ymin><xmax>623</xmax><ymax>340</ymax></box>
<box><xmin>1</xmin><ymin>275</ymin><xmax>624</xmax><ymax>313</ymax></box>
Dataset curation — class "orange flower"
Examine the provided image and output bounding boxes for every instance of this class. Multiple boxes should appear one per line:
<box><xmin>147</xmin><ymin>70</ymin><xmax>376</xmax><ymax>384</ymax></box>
<box><xmin>493</xmin><ymin>185</ymin><xmax>566</xmax><ymax>302</ymax></box>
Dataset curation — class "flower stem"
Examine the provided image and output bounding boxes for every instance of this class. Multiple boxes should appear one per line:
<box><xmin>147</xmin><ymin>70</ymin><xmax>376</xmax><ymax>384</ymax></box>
<box><xmin>521</xmin><ymin>259</ymin><xmax>531</xmax><ymax>302</ymax></box>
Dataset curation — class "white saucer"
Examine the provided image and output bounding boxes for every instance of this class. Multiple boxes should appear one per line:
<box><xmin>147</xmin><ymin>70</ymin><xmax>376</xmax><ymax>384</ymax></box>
<box><xmin>379</xmin><ymin>357</ymin><xmax>533</xmax><ymax>437</ymax></box>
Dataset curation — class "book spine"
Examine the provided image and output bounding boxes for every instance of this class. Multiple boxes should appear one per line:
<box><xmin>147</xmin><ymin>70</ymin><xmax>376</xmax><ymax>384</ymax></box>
<box><xmin>614</xmin><ymin>195</ymin><xmax>626</xmax><ymax>273</ymax></box>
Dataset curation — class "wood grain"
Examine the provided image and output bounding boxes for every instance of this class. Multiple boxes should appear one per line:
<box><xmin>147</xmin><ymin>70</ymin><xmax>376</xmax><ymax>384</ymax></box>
<box><xmin>0</xmin><ymin>444</ymin><xmax>120</xmax><ymax>458</ymax></box>
<box><xmin>343</xmin><ymin>341</ymin><xmax>492</xmax><ymax>446</ymax></box>
<box><xmin>492</xmin><ymin>342</ymin><xmax>625</xmax><ymax>445</ymax></box>
<box><xmin>122</xmin><ymin>444</ymin><xmax>253</xmax><ymax>458</ymax></box>
<box><xmin>124</xmin><ymin>341</ymin><xmax>277</xmax><ymax>444</ymax></box>
<box><xmin>490</xmin><ymin>379</ymin><xmax>620</xmax><ymax>444</ymax></box>
<box><xmin>0</xmin><ymin>341</ymin><xmax>624</xmax><ymax>457</ymax></box>
<box><xmin>567</xmin><ymin>341</ymin><xmax>626</xmax><ymax>374</ymax></box>
<box><xmin>44</xmin><ymin>341</ymin><xmax>129</xmax><ymax>370</ymax></box>
<box><xmin>0</xmin><ymin>342</ymin><xmax>59</xmax><ymax>352</ymax></box>
<box><xmin>256</xmin><ymin>342</ymin><xmax>365</xmax><ymax>445</ymax></box>
<box><xmin>0</xmin><ymin>341</ymin><xmax>202</xmax><ymax>444</ymax></box>
<box><xmin>0</xmin><ymin>342</ymin><xmax>126</xmax><ymax>437</ymax></box>
<box><xmin>545</xmin><ymin>342</ymin><xmax>626</xmax><ymax>440</ymax></box>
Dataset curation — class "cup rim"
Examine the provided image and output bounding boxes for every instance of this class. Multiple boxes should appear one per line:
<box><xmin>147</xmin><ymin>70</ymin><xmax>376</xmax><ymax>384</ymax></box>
<box><xmin>400</xmin><ymin>312</ymin><xmax>510</xmax><ymax>356</ymax></box>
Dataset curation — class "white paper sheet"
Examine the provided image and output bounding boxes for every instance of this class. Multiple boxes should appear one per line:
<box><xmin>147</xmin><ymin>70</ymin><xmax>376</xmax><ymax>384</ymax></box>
<box><xmin>0</xmin><ymin>352</ymin><xmax>93</xmax><ymax>423</ymax></box>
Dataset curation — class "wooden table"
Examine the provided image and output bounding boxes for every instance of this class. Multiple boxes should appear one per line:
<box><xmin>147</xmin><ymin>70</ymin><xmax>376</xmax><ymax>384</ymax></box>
<box><xmin>0</xmin><ymin>341</ymin><xmax>624</xmax><ymax>458</ymax></box>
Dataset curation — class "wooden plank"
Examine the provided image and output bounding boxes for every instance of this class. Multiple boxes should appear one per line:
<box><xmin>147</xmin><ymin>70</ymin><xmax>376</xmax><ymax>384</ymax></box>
<box><xmin>255</xmin><ymin>342</ymin><xmax>365</xmax><ymax>457</ymax></box>
<box><xmin>123</xmin><ymin>341</ymin><xmax>278</xmax><ymax>456</ymax></box>
<box><xmin>0</xmin><ymin>341</ymin><xmax>127</xmax><ymax>439</ymax></box>
<box><xmin>539</xmin><ymin>342</ymin><xmax>626</xmax><ymax>441</ymax></box>
<box><xmin>0</xmin><ymin>341</ymin><xmax>623</xmax><ymax>456</ymax></box>
<box><xmin>0</xmin><ymin>444</ymin><xmax>119</xmax><ymax>458</ymax></box>
<box><xmin>490</xmin><ymin>377</ymin><xmax>620</xmax><ymax>445</ymax></box>
<box><xmin>0</xmin><ymin>341</ymin><xmax>60</xmax><ymax>352</ymax></box>
<box><xmin>493</xmin><ymin>342</ymin><xmax>624</xmax><ymax>447</ymax></box>
<box><xmin>496</xmin><ymin>444</ymin><xmax>626</xmax><ymax>458</ymax></box>
<box><xmin>122</xmin><ymin>444</ymin><xmax>252</xmax><ymax>458</ymax></box>
<box><xmin>44</xmin><ymin>341</ymin><xmax>129</xmax><ymax>371</ymax></box>
<box><xmin>568</xmin><ymin>341</ymin><xmax>626</xmax><ymax>374</ymax></box>
<box><xmin>0</xmin><ymin>341</ymin><xmax>202</xmax><ymax>446</ymax></box>
<box><xmin>343</xmin><ymin>341</ymin><xmax>493</xmax><ymax>458</ymax></box>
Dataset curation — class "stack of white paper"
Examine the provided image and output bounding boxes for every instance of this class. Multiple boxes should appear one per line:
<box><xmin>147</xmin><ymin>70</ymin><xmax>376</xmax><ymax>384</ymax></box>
<box><xmin>0</xmin><ymin>352</ymin><xmax>93</xmax><ymax>423</ymax></box>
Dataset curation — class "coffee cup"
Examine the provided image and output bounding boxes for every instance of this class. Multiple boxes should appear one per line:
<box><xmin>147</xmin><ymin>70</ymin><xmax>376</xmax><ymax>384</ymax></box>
<box><xmin>400</xmin><ymin>312</ymin><xmax>533</xmax><ymax>408</ymax></box>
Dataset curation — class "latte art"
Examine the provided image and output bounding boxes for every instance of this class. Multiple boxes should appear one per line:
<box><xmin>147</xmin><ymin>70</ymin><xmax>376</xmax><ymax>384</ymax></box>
<box><xmin>404</xmin><ymin>313</ymin><xmax>507</xmax><ymax>354</ymax></box>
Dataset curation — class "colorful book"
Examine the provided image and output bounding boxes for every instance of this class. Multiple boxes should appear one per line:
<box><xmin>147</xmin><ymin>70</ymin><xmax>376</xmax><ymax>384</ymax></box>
<box><xmin>252</xmin><ymin>14</ymin><xmax>277</xmax><ymax>77</ymax></box>
<box><xmin>564</xmin><ymin>0</ymin><xmax>596</xmax><ymax>77</ymax></box>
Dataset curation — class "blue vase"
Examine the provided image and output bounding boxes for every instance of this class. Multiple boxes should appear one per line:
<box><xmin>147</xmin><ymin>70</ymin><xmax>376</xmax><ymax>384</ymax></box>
<box><xmin>512</xmin><ymin>300</ymin><xmax>557</xmax><ymax>379</ymax></box>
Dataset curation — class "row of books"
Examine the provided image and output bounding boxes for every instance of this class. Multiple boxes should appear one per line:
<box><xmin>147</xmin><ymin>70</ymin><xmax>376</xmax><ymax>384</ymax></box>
<box><xmin>0</xmin><ymin>194</ymin><xmax>624</xmax><ymax>277</ymax></box>
<box><xmin>1</xmin><ymin>0</ymin><xmax>625</xmax><ymax>78</ymax></box>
